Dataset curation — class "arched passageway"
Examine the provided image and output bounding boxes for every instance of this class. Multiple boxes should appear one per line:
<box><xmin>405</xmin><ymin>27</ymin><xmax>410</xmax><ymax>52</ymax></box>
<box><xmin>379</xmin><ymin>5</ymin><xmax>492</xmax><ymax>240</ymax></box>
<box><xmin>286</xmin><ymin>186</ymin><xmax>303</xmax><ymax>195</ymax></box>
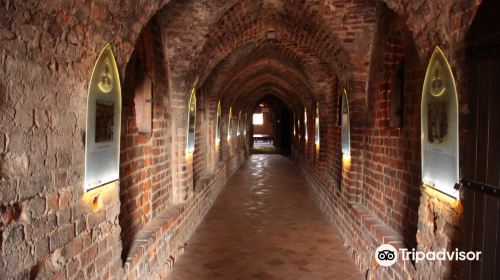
<box><xmin>0</xmin><ymin>0</ymin><xmax>498</xmax><ymax>280</ymax></box>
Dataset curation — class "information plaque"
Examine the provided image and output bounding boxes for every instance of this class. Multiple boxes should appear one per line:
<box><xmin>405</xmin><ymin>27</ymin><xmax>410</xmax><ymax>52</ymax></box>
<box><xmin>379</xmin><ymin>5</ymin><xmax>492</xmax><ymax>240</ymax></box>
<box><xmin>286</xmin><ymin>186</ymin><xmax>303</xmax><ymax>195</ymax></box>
<box><xmin>227</xmin><ymin>107</ymin><xmax>232</xmax><ymax>140</ymax></box>
<box><xmin>314</xmin><ymin>103</ymin><xmax>320</xmax><ymax>145</ymax></box>
<box><xmin>84</xmin><ymin>44</ymin><xmax>122</xmax><ymax>191</ymax></box>
<box><xmin>341</xmin><ymin>90</ymin><xmax>350</xmax><ymax>159</ymax></box>
<box><xmin>216</xmin><ymin>101</ymin><xmax>221</xmax><ymax>144</ymax></box>
<box><xmin>186</xmin><ymin>88</ymin><xmax>196</xmax><ymax>154</ymax></box>
<box><xmin>304</xmin><ymin>108</ymin><xmax>308</xmax><ymax>142</ymax></box>
<box><xmin>421</xmin><ymin>46</ymin><xmax>459</xmax><ymax>198</ymax></box>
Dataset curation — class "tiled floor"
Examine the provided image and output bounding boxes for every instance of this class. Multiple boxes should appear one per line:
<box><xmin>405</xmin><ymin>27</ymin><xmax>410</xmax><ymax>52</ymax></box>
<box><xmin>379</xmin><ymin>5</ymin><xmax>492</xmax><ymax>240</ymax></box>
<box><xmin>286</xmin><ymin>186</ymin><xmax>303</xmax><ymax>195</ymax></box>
<box><xmin>170</xmin><ymin>154</ymin><xmax>363</xmax><ymax>280</ymax></box>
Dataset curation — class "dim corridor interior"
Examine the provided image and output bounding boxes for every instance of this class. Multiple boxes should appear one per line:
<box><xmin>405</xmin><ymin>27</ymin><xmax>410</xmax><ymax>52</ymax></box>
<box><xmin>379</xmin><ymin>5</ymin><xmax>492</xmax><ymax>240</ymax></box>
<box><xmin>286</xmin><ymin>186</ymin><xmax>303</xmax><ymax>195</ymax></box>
<box><xmin>170</xmin><ymin>154</ymin><xmax>362</xmax><ymax>280</ymax></box>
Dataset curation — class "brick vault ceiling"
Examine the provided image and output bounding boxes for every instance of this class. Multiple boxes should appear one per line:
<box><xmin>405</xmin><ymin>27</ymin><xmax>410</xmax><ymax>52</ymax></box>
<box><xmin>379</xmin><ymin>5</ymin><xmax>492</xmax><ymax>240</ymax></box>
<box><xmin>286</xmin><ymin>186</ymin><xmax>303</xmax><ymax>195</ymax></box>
<box><xmin>153</xmin><ymin>0</ymin><xmax>378</xmax><ymax>111</ymax></box>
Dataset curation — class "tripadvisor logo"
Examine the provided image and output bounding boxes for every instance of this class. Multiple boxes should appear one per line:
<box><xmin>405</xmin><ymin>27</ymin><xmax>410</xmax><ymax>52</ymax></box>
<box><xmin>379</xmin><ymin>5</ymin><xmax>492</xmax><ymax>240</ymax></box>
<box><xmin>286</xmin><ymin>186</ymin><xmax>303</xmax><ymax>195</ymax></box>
<box><xmin>375</xmin><ymin>244</ymin><xmax>397</xmax><ymax>267</ymax></box>
<box><xmin>375</xmin><ymin>244</ymin><xmax>482</xmax><ymax>267</ymax></box>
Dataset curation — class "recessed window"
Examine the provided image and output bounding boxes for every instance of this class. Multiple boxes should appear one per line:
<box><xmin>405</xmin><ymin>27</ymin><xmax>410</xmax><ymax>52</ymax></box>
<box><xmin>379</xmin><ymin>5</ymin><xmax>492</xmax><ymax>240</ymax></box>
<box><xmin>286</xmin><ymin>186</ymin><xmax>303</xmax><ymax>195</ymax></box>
<box><xmin>253</xmin><ymin>113</ymin><xmax>264</xmax><ymax>125</ymax></box>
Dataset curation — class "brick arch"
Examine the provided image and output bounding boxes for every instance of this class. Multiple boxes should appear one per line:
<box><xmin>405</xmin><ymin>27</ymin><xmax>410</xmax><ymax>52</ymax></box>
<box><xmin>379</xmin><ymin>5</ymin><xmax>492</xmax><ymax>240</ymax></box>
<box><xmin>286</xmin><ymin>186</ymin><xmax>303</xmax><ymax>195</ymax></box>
<box><xmin>237</xmin><ymin>84</ymin><xmax>303</xmax><ymax>115</ymax></box>
<box><xmin>227</xmin><ymin>73</ymin><xmax>306</xmax><ymax>110</ymax></box>
<box><xmin>224</xmin><ymin>66</ymin><xmax>311</xmax><ymax>102</ymax></box>
<box><xmin>187</xmin><ymin>0</ymin><xmax>359</xmax><ymax>92</ymax></box>
<box><xmin>202</xmin><ymin>41</ymin><xmax>325</xmax><ymax>102</ymax></box>
<box><xmin>380</xmin><ymin>0</ymin><xmax>481</xmax><ymax>56</ymax></box>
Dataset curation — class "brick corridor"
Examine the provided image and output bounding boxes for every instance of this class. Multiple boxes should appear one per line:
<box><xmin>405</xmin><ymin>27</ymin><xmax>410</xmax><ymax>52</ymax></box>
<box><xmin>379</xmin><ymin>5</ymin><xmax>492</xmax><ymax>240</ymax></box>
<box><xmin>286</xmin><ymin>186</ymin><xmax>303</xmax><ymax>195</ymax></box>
<box><xmin>171</xmin><ymin>155</ymin><xmax>363</xmax><ymax>280</ymax></box>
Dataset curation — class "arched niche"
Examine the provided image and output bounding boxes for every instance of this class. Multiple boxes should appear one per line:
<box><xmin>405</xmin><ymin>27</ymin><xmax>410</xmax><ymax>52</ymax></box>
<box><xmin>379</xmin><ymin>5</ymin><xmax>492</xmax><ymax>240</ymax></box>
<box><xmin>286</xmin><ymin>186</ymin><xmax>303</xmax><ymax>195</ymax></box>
<box><xmin>341</xmin><ymin>89</ymin><xmax>350</xmax><ymax>161</ymax></box>
<box><xmin>186</xmin><ymin>88</ymin><xmax>196</xmax><ymax>154</ymax></box>
<box><xmin>421</xmin><ymin>46</ymin><xmax>459</xmax><ymax>198</ymax></box>
<box><xmin>216</xmin><ymin>100</ymin><xmax>222</xmax><ymax>145</ymax></box>
<box><xmin>84</xmin><ymin>44</ymin><xmax>122</xmax><ymax>191</ymax></box>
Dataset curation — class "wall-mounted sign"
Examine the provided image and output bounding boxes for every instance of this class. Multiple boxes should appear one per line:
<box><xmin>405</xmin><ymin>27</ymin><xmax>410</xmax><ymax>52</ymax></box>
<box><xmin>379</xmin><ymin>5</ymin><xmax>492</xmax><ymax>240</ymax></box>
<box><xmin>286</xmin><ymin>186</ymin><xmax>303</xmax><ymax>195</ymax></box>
<box><xmin>227</xmin><ymin>107</ymin><xmax>232</xmax><ymax>140</ymax></box>
<box><xmin>421</xmin><ymin>46</ymin><xmax>459</xmax><ymax>198</ymax></box>
<box><xmin>84</xmin><ymin>44</ymin><xmax>122</xmax><ymax>191</ymax></box>
<box><xmin>186</xmin><ymin>88</ymin><xmax>196</xmax><ymax>154</ymax></box>
<box><xmin>237</xmin><ymin>111</ymin><xmax>241</xmax><ymax>136</ymax></box>
<box><xmin>304</xmin><ymin>108</ymin><xmax>308</xmax><ymax>142</ymax></box>
<box><xmin>341</xmin><ymin>89</ymin><xmax>350</xmax><ymax>160</ymax></box>
<box><xmin>216</xmin><ymin>100</ymin><xmax>222</xmax><ymax>144</ymax></box>
<box><xmin>243</xmin><ymin>112</ymin><xmax>247</xmax><ymax>136</ymax></box>
<box><xmin>297</xmin><ymin>117</ymin><xmax>301</xmax><ymax>140</ymax></box>
<box><xmin>314</xmin><ymin>103</ymin><xmax>320</xmax><ymax>145</ymax></box>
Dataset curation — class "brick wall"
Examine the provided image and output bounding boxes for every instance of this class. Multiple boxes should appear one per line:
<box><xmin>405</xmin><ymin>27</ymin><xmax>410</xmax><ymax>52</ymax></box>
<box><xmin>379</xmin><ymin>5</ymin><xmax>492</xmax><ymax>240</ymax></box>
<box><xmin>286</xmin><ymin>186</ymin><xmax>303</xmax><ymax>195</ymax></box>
<box><xmin>361</xmin><ymin>10</ymin><xmax>421</xmax><ymax>250</ymax></box>
<box><xmin>297</xmin><ymin>2</ymin><xmax>481</xmax><ymax>279</ymax></box>
<box><xmin>0</xmin><ymin>0</ymin><xmax>485</xmax><ymax>279</ymax></box>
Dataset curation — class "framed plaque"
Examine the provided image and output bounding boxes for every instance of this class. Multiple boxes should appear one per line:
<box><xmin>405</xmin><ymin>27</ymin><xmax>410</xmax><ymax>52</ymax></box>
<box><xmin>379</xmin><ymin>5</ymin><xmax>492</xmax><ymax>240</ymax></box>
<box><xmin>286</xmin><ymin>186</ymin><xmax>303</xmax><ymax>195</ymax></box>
<box><xmin>227</xmin><ymin>107</ymin><xmax>232</xmax><ymax>140</ymax></box>
<box><xmin>304</xmin><ymin>108</ymin><xmax>308</xmax><ymax>142</ymax></box>
<box><xmin>216</xmin><ymin>100</ymin><xmax>221</xmax><ymax>144</ymax></box>
<box><xmin>186</xmin><ymin>88</ymin><xmax>196</xmax><ymax>154</ymax></box>
<box><xmin>314</xmin><ymin>103</ymin><xmax>320</xmax><ymax>145</ymax></box>
<box><xmin>237</xmin><ymin>111</ymin><xmax>241</xmax><ymax>136</ymax></box>
<box><xmin>341</xmin><ymin>89</ymin><xmax>350</xmax><ymax>160</ymax></box>
<box><xmin>421</xmin><ymin>46</ymin><xmax>459</xmax><ymax>198</ymax></box>
<box><xmin>84</xmin><ymin>44</ymin><xmax>122</xmax><ymax>191</ymax></box>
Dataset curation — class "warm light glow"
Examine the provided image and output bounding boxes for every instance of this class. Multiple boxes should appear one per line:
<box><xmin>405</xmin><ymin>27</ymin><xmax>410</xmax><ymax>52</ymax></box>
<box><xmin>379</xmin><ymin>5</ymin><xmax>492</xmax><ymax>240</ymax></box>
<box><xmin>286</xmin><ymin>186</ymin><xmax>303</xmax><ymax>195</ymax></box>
<box><xmin>423</xmin><ymin>185</ymin><xmax>461</xmax><ymax>206</ymax></box>
<box><xmin>253</xmin><ymin>113</ymin><xmax>263</xmax><ymax>125</ymax></box>
<box><xmin>342</xmin><ymin>153</ymin><xmax>351</xmax><ymax>164</ymax></box>
<box><xmin>82</xmin><ymin>181</ymin><xmax>118</xmax><ymax>212</ymax></box>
